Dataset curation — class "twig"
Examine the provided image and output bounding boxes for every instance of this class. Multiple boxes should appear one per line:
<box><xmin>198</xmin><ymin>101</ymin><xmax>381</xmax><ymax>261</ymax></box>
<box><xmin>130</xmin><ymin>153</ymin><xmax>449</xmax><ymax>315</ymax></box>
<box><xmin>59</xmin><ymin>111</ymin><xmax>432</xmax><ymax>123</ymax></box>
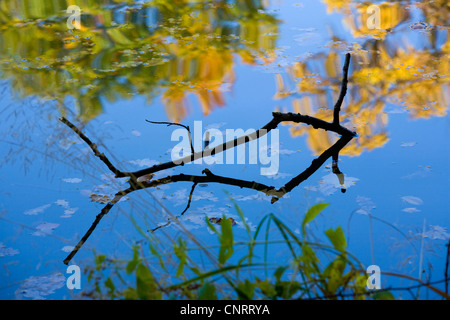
<box><xmin>333</xmin><ymin>53</ymin><xmax>351</xmax><ymax>125</ymax></box>
<box><xmin>63</xmin><ymin>188</ymin><xmax>132</xmax><ymax>265</ymax></box>
<box><xmin>150</xmin><ymin>220</ymin><xmax>173</xmax><ymax>233</ymax></box>
<box><xmin>150</xmin><ymin>182</ymin><xmax>197</xmax><ymax>232</ymax></box>
<box><xmin>146</xmin><ymin>120</ymin><xmax>195</xmax><ymax>155</ymax></box>
<box><xmin>59</xmin><ymin>117</ymin><xmax>125</xmax><ymax>178</ymax></box>
<box><xmin>63</xmin><ymin>203</ymin><xmax>114</xmax><ymax>265</ymax></box>
<box><xmin>277</xmin><ymin>134</ymin><xmax>353</xmax><ymax>202</ymax></box>
<box><xmin>180</xmin><ymin>182</ymin><xmax>198</xmax><ymax>216</ymax></box>
<box><xmin>332</xmin><ymin>153</ymin><xmax>346</xmax><ymax>193</ymax></box>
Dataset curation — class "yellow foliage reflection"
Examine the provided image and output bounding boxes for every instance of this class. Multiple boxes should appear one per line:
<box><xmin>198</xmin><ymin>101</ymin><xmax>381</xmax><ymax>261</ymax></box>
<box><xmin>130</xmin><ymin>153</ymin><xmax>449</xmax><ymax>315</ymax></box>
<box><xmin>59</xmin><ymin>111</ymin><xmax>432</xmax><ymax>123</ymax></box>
<box><xmin>275</xmin><ymin>2</ymin><xmax>449</xmax><ymax>157</ymax></box>
<box><xmin>0</xmin><ymin>0</ymin><xmax>279</xmax><ymax>122</ymax></box>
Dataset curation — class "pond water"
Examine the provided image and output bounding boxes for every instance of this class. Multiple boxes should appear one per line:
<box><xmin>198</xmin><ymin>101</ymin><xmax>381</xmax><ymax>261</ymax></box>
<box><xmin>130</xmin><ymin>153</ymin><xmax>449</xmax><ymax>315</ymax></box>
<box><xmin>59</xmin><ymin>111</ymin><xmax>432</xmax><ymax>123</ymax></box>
<box><xmin>0</xmin><ymin>0</ymin><xmax>449</xmax><ymax>300</ymax></box>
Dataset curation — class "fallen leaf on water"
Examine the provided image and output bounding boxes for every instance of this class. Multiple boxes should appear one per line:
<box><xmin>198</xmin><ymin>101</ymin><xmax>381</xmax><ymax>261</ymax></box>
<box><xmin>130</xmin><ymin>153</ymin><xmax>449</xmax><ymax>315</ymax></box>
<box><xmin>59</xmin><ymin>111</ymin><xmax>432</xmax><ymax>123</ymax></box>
<box><xmin>0</xmin><ymin>243</ymin><xmax>19</xmax><ymax>257</ymax></box>
<box><xmin>128</xmin><ymin>158</ymin><xmax>159</xmax><ymax>167</ymax></box>
<box><xmin>400</xmin><ymin>142</ymin><xmax>417</xmax><ymax>147</ymax></box>
<box><xmin>55</xmin><ymin>199</ymin><xmax>78</xmax><ymax>218</ymax></box>
<box><xmin>89</xmin><ymin>193</ymin><xmax>111</xmax><ymax>203</ymax></box>
<box><xmin>208</xmin><ymin>217</ymin><xmax>237</xmax><ymax>225</ymax></box>
<box><xmin>401</xmin><ymin>195</ymin><xmax>423</xmax><ymax>205</ymax></box>
<box><xmin>61</xmin><ymin>246</ymin><xmax>75</xmax><ymax>253</ymax></box>
<box><xmin>55</xmin><ymin>200</ymin><xmax>69</xmax><ymax>207</ymax></box>
<box><xmin>402</xmin><ymin>207</ymin><xmax>421</xmax><ymax>213</ymax></box>
<box><xmin>24</xmin><ymin>204</ymin><xmax>51</xmax><ymax>216</ymax></box>
<box><xmin>264</xmin><ymin>172</ymin><xmax>292</xmax><ymax>180</ymax></box>
<box><xmin>32</xmin><ymin>222</ymin><xmax>60</xmax><ymax>237</ymax></box>
<box><xmin>137</xmin><ymin>173</ymin><xmax>155</xmax><ymax>182</ymax></box>
<box><xmin>422</xmin><ymin>225</ymin><xmax>450</xmax><ymax>240</ymax></box>
<box><xmin>62</xmin><ymin>178</ymin><xmax>82</xmax><ymax>183</ymax></box>
<box><xmin>15</xmin><ymin>273</ymin><xmax>65</xmax><ymax>300</ymax></box>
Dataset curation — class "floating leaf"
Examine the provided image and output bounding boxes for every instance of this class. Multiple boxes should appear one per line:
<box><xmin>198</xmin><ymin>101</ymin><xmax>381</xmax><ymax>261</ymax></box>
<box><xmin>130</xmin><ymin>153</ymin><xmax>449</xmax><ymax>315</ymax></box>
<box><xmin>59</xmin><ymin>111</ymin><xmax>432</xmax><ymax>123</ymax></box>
<box><xmin>401</xmin><ymin>196</ymin><xmax>423</xmax><ymax>205</ymax></box>
<box><xmin>89</xmin><ymin>193</ymin><xmax>111</xmax><ymax>204</ymax></box>
<box><xmin>0</xmin><ymin>243</ymin><xmax>19</xmax><ymax>257</ymax></box>
<box><xmin>32</xmin><ymin>222</ymin><xmax>59</xmax><ymax>237</ymax></box>
<box><xmin>208</xmin><ymin>217</ymin><xmax>237</xmax><ymax>225</ymax></box>
<box><xmin>137</xmin><ymin>173</ymin><xmax>155</xmax><ymax>182</ymax></box>
<box><xmin>15</xmin><ymin>273</ymin><xmax>65</xmax><ymax>300</ymax></box>
<box><xmin>422</xmin><ymin>225</ymin><xmax>450</xmax><ymax>240</ymax></box>
<box><xmin>128</xmin><ymin>159</ymin><xmax>159</xmax><ymax>167</ymax></box>
<box><xmin>62</xmin><ymin>178</ymin><xmax>82</xmax><ymax>183</ymax></box>
<box><xmin>24</xmin><ymin>204</ymin><xmax>51</xmax><ymax>216</ymax></box>
<box><xmin>402</xmin><ymin>207</ymin><xmax>421</xmax><ymax>213</ymax></box>
<box><xmin>400</xmin><ymin>142</ymin><xmax>417</xmax><ymax>147</ymax></box>
<box><xmin>61</xmin><ymin>246</ymin><xmax>74</xmax><ymax>253</ymax></box>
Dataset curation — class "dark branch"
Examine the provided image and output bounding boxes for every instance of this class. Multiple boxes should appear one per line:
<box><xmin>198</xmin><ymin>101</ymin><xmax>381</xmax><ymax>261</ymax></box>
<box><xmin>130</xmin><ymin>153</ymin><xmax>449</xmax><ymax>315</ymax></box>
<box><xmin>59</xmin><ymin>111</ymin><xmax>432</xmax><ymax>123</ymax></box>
<box><xmin>59</xmin><ymin>117</ymin><xmax>125</xmax><ymax>178</ymax></box>
<box><xmin>333</xmin><ymin>53</ymin><xmax>351</xmax><ymax>125</ymax></box>
<box><xmin>180</xmin><ymin>182</ymin><xmax>198</xmax><ymax>216</ymax></box>
<box><xmin>149</xmin><ymin>182</ymin><xmax>198</xmax><ymax>233</ymax></box>
<box><xmin>63</xmin><ymin>186</ymin><xmax>137</xmax><ymax>264</ymax></box>
<box><xmin>63</xmin><ymin>203</ymin><xmax>113</xmax><ymax>265</ymax></box>
<box><xmin>332</xmin><ymin>152</ymin><xmax>346</xmax><ymax>193</ymax></box>
<box><xmin>150</xmin><ymin>220</ymin><xmax>172</xmax><ymax>233</ymax></box>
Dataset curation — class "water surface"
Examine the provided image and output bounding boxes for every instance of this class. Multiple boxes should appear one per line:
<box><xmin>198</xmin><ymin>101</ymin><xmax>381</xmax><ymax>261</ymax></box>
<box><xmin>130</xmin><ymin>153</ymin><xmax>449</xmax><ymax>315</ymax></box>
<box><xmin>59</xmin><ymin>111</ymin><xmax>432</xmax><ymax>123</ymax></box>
<box><xmin>0</xmin><ymin>0</ymin><xmax>449</xmax><ymax>299</ymax></box>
